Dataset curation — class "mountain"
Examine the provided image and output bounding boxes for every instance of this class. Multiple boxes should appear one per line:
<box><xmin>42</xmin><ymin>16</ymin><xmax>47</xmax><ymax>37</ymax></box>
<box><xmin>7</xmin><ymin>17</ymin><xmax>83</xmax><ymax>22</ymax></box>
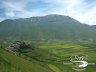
<box><xmin>91</xmin><ymin>25</ymin><xmax>96</xmax><ymax>29</ymax></box>
<box><xmin>0</xmin><ymin>14</ymin><xmax>96</xmax><ymax>41</ymax></box>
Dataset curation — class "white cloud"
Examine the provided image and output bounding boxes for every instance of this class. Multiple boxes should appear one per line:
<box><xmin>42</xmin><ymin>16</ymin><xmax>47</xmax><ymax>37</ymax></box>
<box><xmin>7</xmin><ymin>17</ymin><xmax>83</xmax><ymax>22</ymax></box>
<box><xmin>16</xmin><ymin>10</ymin><xmax>46</xmax><ymax>18</ymax></box>
<box><xmin>41</xmin><ymin>0</ymin><xmax>96</xmax><ymax>25</ymax></box>
<box><xmin>0</xmin><ymin>17</ymin><xmax>4</xmax><ymax>22</ymax></box>
<box><xmin>0</xmin><ymin>0</ymin><xmax>46</xmax><ymax>18</ymax></box>
<box><xmin>5</xmin><ymin>11</ymin><xmax>15</xmax><ymax>17</ymax></box>
<box><xmin>0</xmin><ymin>0</ymin><xmax>96</xmax><ymax>25</ymax></box>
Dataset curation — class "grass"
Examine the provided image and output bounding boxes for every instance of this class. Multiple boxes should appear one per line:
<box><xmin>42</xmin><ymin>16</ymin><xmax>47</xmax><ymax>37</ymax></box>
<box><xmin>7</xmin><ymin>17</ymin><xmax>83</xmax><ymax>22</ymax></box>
<box><xmin>38</xmin><ymin>41</ymin><xmax>96</xmax><ymax>72</ymax></box>
<box><xmin>47</xmin><ymin>64</ymin><xmax>63</xmax><ymax>72</ymax></box>
<box><xmin>0</xmin><ymin>41</ymin><xmax>96</xmax><ymax>72</ymax></box>
<box><xmin>39</xmin><ymin>42</ymin><xmax>86</xmax><ymax>49</ymax></box>
<box><xmin>0</xmin><ymin>48</ymin><xmax>54</xmax><ymax>72</ymax></box>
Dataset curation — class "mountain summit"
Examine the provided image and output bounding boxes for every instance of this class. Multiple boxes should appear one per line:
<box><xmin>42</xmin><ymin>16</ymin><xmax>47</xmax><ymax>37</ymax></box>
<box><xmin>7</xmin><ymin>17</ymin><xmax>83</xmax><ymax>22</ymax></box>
<box><xmin>0</xmin><ymin>14</ymin><xmax>96</xmax><ymax>41</ymax></box>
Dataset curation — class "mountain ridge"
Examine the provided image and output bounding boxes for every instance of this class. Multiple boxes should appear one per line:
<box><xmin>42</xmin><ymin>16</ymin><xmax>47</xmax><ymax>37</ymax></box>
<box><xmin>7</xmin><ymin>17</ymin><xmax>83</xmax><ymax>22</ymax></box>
<box><xmin>0</xmin><ymin>14</ymin><xmax>96</xmax><ymax>41</ymax></box>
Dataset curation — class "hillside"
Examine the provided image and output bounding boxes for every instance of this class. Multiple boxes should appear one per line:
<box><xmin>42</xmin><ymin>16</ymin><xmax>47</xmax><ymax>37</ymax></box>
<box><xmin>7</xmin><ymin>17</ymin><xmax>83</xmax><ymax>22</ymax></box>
<box><xmin>0</xmin><ymin>48</ymin><xmax>54</xmax><ymax>72</ymax></box>
<box><xmin>91</xmin><ymin>25</ymin><xmax>96</xmax><ymax>29</ymax></box>
<box><xmin>0</xmin><ymin>15</ymin><xmax>96</xmax><ymax>41</ymax></box>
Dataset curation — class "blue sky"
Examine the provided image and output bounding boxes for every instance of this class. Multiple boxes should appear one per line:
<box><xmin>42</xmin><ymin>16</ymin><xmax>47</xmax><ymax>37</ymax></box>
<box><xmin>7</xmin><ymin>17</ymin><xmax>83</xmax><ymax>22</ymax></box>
<box><xmin>0</xmin><ymin>0</ymin><xmax>96</xmax><ymax>25</ymax></box>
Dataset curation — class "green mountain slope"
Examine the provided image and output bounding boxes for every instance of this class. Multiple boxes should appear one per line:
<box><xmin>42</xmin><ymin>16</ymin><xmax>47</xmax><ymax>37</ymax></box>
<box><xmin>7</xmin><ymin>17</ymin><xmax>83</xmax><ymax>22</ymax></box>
<box><xmin>0</xmin><ymin>48</ymin><xmax>54</xmax><ymax>72</ymax></box>
<box><xmin>0</xmin><ymin>14</ymin><xmax>96</xmax><ymax>41</ymax></box>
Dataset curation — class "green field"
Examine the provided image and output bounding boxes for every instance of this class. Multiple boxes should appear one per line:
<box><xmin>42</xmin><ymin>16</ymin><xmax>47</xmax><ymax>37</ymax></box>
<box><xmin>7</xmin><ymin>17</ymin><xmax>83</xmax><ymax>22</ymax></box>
<box><xmin>0</xmin><ymin>40</ymin><xmax>96</xmax><ymax>72</ymax></box>
<box><xmin>38</xmin><ymin>41</ymin><xmax>96</xmax><ymax>72</ymax></box>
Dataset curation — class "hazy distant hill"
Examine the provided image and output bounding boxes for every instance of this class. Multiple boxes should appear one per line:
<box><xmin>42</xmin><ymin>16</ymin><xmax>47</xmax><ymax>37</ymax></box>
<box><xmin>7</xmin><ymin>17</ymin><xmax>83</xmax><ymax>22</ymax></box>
<box><xmin>0</xmin><ymin>14</ymin><xmax>96</xmax><ymax>41</ymax></box>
